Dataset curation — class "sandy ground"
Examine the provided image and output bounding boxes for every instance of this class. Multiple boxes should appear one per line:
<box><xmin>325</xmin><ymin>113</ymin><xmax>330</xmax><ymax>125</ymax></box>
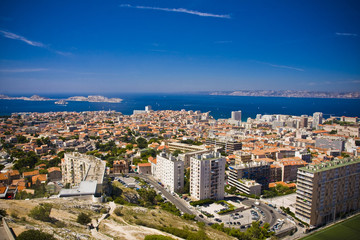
<box><xmin>101</xmin><ymin>219</ymin><xmax>182</xmax><ymax>240</ymax></box>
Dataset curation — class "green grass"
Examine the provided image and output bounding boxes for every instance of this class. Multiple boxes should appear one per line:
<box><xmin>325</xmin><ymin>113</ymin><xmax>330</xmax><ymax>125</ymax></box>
<box><xmin>301</xmin><ymin>214</ymin><xmax>360</xmax><ymax>240</ymax></box>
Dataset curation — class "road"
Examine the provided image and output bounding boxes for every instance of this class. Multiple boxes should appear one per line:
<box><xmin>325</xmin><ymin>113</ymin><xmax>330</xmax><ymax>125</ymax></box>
<box><xmin>126</xmin><ymin>173</ymin><xmax>212</xmax><ymax>224</ymax></box>
<box><xmin>223</xmin><ymin>196</ymin><xmax>279</xmax><ymax>227</ymax></box>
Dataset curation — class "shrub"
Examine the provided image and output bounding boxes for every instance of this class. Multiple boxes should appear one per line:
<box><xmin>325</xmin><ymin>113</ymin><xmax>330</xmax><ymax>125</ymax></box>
<box><xmin>11</xmin><ymin>211</ymin><xmax>18</xmax><ymax>219</ymax></box>
<box><xmin>190</xmin><ymin>199</ymin><xmax>214</xmax><ymax>206</ymax></box>
<box><xmin>100</xmin><ymin>208</ymin><xmax>108</xmax><ymax>214</ymax></box>
<box><xmin>114</xmin><ymin>207</ymin><xmax>123</xmax><ymax>216</ymax></box>
<box><xmin>182</xmin><ymin>213</ymin><xmax>196</xmax><ymax>221</ymax></box>
<box><xmin>160</xmin><ymin>202</ymin><xmax>180</xmax><ymax>216</ymax></box>
<box><xmin>0</xmin><ymin>208</ymin><xmax>6</xmax><ymax>218</ymax></box>
<box><xmin>29</xmin><ymin>204</ymin><xmax>52</xmax><ymax>222</ymax></box>
<box><xmin>17</xmin><ymin>230</ymin><xmax>56</xmax><ymax>240</ymax></box>
<box><xmin>77</xmin><ymin>212</ymin><xmax>91</xmax><ymax>225</ymax></box>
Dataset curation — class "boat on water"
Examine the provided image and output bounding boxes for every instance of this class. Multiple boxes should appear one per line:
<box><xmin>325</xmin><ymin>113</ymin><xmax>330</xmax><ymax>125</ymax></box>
<box><xmin>55</xmin><ymin>100</ymin><xmax>68</xmax><ymax>105</ymax></box>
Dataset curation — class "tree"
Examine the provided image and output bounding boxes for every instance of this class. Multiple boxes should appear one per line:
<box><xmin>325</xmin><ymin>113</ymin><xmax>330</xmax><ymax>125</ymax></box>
<box><xmin>136</xmin><ymin>137</ymin><xmax>148</xmax><ymax>149</ymax></box>
<box><xmin>77</xmin><ymin>212</ymin><xmax>91</xmax><ymax>225</ymax></box>
<box><xmin>138</xmin><ymin>188</ymin><xmax>157</xmax><ymax>205</ymax></box>
<box><xmin>17</xmin><ymin>230</ymin><xmax>56</xmax><ymax>240</ymax></box>
<box><xmin>172</xmin><ymin>150</ymin><xmax>183</xmax><ymax>157</ymax></box>
<box><xmin>29</xmin><ymin>203</ymin><xmax>52</xmax><ymax>222</ymax></box>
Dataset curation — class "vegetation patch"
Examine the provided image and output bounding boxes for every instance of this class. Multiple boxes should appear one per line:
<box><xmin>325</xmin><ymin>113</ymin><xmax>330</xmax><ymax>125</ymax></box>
<box><xmin>17</xmin><ymin>229</ymin><xmax>56</xmax><ymax>240</ymax></box>
<box><xmin>190</xmin><ymin>199</ymin><xmax>215</xmax><ymax>206</ymax></box>
<box><xmin>29</xmin><ymin>203</ymin><xmax>53</xmax><ymax>222</ymax></box>
<box><xmin>263</xmin><ymin>184</ymin><xmax>296</xmax><ymax>198</ymax></box>
<box><xmin>211</xmin><ymin>221</ymin><xmax>274</xmax><ymax>240</ymax></box>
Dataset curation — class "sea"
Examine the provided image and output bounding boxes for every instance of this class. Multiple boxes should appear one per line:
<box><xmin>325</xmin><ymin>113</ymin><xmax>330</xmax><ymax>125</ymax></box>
<box><xmin>1</xmin><ymin>93</ymin><xmax>360</xmax><ymax>121</ymax></box>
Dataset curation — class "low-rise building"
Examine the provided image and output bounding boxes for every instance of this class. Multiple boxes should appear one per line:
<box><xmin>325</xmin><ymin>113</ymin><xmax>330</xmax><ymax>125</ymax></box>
<box><xmin>228</xmin><ymin>178</ymin><xmax>261</xmax><ymax>196</ymax></box>
<box><xmin>113</xmin><ymin>160</ymin><xmax>128</xmax><ymax>174</ymax></box>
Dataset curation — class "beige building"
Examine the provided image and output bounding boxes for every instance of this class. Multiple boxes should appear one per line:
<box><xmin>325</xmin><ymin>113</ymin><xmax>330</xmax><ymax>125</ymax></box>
<box><xmin>62</xmin><ymin>152</ymin><xmax>106</xmax><ymax>188</ymax></box>
<box><xmin>168</xmin><ymin>142</ymin><xmax>207</xmax><ymax>153</ymax></box>
<box><xmin>190</xmin><ymin>152</ymin><xmax>226</xmax><ymax>200</ymax></box>
<box><xmin>228</xmin><ymin>178</ymin><xmax>261</xmax><ymax>196</ymax></box>
<box><xmin>296</xmin><ymin>157</ymin><xmax>360</xmax><ymax>227</ymax></box>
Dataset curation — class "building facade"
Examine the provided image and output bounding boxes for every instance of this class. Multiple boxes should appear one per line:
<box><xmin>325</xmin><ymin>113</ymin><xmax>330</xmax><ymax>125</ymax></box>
<box><xmin>231</xmin><ymin>111</ymin><xmax>242</xmax><ymax>121</ymax></box>
<box><xmin>228</xmin><ymin>178</ymin><xmax>261</xmax><ymax>196</ymax></box>
<box><xmin>228</xmin><ymin>161</ymin><xmax>270</xmax><ymax>191</ymax></box>
<box><xmin>313</xmin><ymin>112</ymin><xmax>323</xmax><ymax>129</ymax></box>
<box><xmin>205</xmin><ymin>138</ymin><xmax>242</xmax><ymax>154</ymax></box>
<box><xmin>296</xmin><ymin>158</ymin><xmax>360</xmax><ymax>227</ymax></box>
<box><xmin>190</xmin><ymin>152</ymin><xmax>226</xmax><ymax>200</ymax></box>
<box><xmin>154</xmin><ymin>152</ymin><xmax>184</xmax><ymax>193</ymax></box>
<box><xmin>61</xmin><ymin>152</ymin><xmax>106</xmax><ymax>188</ymax></box>
<box><xmin>113</xmin><ymin>160</ymin><xmax>129</xmax><ymax>174</ymax></box>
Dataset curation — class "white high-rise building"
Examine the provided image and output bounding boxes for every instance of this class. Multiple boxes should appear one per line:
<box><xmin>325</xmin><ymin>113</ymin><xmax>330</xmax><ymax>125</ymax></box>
<box><xmin>154</xmin><ymin>152</ymin><xmax>184</xmax><ymax>193</ymax></box>
<box><xmin>145</xmin><ymin>105</ymin><xmax>152</xmax><ymax>112</ymax></box>
<box><xmin>190</xmin><ymin>152</ymin><xmax>226</xmax><ymax>200</ymax></box>
<box><xmin>231</xmin><ymin>110</ymin><xmax>242</xmax><ymax>121</ymax></box>
<box><xmin>313</xmin><ymin>112</ymin><xmax>323</xmax><ymax>129</ymax></box>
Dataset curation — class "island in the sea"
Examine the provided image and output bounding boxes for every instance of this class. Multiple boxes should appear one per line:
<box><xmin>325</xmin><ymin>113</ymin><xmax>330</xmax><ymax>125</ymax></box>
<box><xmin>66</xmin><ymin>95</ymin><xmax>122</xmax><ymax>103</ymax></box>
<box><xmin>0</xmin><ymin>94</ymin><xmax>52</xmax><ymax>101</ymax></box>
<box><xmin>54</xmin><ymin>99</ymin><xmax>68</xmax><ymax>105</ymax></box>
<box><xmin>0</xmin><ymin>94</ymin><xmax>123</xmax><ymax>103</ymax></box>
<box><xmin>209</xmin><ymin>90</ymin><xmax>360</xmax><ymax>99</ymax></box>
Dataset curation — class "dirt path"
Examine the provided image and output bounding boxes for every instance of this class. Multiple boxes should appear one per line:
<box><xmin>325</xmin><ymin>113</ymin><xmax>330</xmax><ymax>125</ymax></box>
<box><xmin>102</xmin><ymin>220</ymin><xmax>183</xmax><ymax>240</ymax></box>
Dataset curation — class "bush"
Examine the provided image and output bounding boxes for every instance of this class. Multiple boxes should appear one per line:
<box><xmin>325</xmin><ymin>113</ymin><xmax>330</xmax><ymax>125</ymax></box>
<box><xmin>17</xmin><ymin>230</ymin><xmax>56</xmax><ymax>240</ymax></box>
<box><xmin>0</xmin><ymin>208</ymin><xmax>7</xmax><ymax>218</ymax></box>
<box><xmin>190</xmin><ymin>199</ymin><xmax>214</xmax><ymax>206</ymax></box>
<box><xmin>160</xmin><ymin>202</ymin><xmax>180</xmax><ymax>216</ymax></box>
<box><xmin>29</xmin><ymin>204</ymin><xmax>52</xmax><ymax>222</ymax></box>
<box><xmin>144</xmin><ymin>235</ymin><xmax>175</xmax><ymax>240</ymax></box>
<box><xmin>10</xmin><ymin>211</ymin><xmax>18</xmax><ymax>219</ymax></box>
<box><xmin>77</xmin><ymin>212</ymin><xmax>91</xmax><ymax>225</ymax></box>
<box><xmin>114</xmin><ymin>207</ymin><xmax>123</xmax><ymax>216</ymax></box>
<box><xmin>182</xmin><ymin>213</ymin><xmax>196</xmax><ymax>221</ymax></box>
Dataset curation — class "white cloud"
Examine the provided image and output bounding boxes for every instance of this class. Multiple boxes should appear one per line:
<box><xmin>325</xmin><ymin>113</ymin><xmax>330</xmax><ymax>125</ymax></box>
<box><xmin>265</xmin><ymin>62</ymin><xmax>304</xmax><ymax>72</ymax></box>
<box><xmin>0</xmin><ymin>30</ymin><xmax>45</xmax><ymax>47</ymax></box>
<box><xmin>335</xmin><ymin>32</ymin><xmax>358</xmax><ymax>37</ymax></box>
<box><xmin>120</xmin><ymin>4</ymin><xmax>231</xmax><ymax>19</ymax></box>
<box><xmin>0</xmin><ymin>30</ymin><xmax>71</xmax><ymax>56</ymax></box>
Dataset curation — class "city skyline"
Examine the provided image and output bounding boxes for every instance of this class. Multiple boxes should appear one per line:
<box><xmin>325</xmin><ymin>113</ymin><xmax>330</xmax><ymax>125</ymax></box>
<box><xmin>1</xmin><ymin>0</ymin><xmax>360</xmax><ymax>93</ymax></box>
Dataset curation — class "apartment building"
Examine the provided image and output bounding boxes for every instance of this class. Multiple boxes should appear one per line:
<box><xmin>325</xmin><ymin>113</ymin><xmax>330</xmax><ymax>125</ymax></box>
<box><xmin>62</xmin><ymin>152</ymin><xmax>106</xmax><ymax>187</ymax></box>
<box><xmin>154</xmin><ymin>152</ymin><xmax>184</xmax><ymax>193</ymax></box>
<box><xmin>178</xmin><ymin>149</ymin><xmax>212</xmax><ymax>168</ymax></box>
<box><xmin>205</xmin><ymin>138</ymin><xmax>242</xmax><ymax>154</ymax></box>
<box><xmin>315</xmin><ymin>136</ymin><xmax>345</xmax><ymax>152</ymax></box>
<box><xmin>190</xmin><ymin>152</ymin><xmax>226</xmax><ymax>200</ymax></box>
<box><xmin>228</xmin><ymin>178</ymin><xmax>262</xmax><ymax>196</ymax></box>
<box><xmin>228</xmin><ymin>161</ymin><xmax>270</xmax><ymax>191</ymax></box>
<box><xmin>296</xmin><ymin>157</ymin><xmax>360</xmax><ymax>227</ymax></box>
<box><xmin>313</xmin><ymin>112</ymin><xmax>323</xmax><ymax>130</ymax></box>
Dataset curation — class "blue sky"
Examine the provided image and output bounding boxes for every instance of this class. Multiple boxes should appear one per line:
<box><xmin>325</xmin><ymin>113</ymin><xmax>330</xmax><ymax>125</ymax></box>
<box><xmin>0</xmin><ymin>0</ymin><xmax>359</xmax><ymax>94</ymax></box>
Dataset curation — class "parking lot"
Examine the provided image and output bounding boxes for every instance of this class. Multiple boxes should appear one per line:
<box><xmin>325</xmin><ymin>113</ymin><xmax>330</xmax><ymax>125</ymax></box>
<box><xmin>114</xmin><ymin>175</ymin><xmax>142</xmax><ymax>189</ymax></box>
<box><xmin>263</xmin><ymin>193</ymin><xmax>297</xmax><ymax>213</ymax></box>
<box><xmin>194</xmin><ymin>201</ymin><xmax>267</xmax><ymax>229</ymax></box>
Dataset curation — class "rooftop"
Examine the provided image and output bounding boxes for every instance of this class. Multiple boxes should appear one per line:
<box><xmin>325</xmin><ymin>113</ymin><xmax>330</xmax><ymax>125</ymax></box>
<box><xmin>300</xmin><ymin>157</ymin><xmax>360</xmax><ymax>173</ymax></box>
